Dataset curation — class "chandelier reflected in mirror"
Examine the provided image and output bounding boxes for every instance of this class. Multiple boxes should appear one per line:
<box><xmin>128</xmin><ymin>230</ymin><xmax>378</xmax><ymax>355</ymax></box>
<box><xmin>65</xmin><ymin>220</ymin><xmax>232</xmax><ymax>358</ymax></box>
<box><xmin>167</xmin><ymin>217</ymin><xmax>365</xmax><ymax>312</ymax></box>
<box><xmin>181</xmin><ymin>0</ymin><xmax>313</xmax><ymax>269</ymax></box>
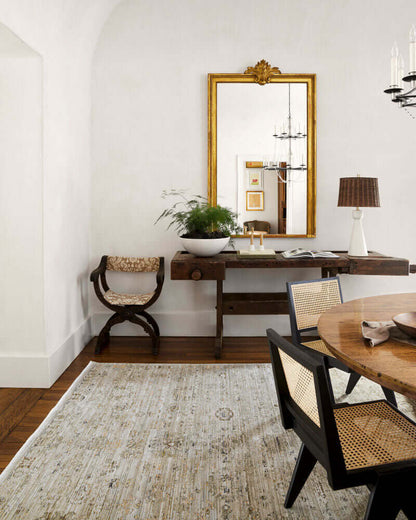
<box><xmin>263</xmin><ymin>83</ymin><xmax>307</xmax><ymax>183</ymax></box>
<box><xmin>384</xmin><ymin>24</ymin><xmax>416</xmax><ymax>114</ymax></box>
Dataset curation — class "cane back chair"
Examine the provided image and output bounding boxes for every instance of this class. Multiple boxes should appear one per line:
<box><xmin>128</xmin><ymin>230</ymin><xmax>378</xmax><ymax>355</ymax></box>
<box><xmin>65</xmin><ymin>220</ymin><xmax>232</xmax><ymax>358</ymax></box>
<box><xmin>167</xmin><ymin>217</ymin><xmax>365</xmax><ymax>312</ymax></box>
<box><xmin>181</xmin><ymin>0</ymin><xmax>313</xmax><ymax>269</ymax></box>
<box><xmin>286</xmin><ymin>277</ymin><xmax>397</xmax><ymax>406</ymax></box>
<box><xmin>267</xmin><ymin>329</ymin><xmax>416</xmax><ymax>520</ymax></box>
<box><xmin>90</xmin><ymin>256</ymin><xmax>164</xmax><ymax>355</ymax></box>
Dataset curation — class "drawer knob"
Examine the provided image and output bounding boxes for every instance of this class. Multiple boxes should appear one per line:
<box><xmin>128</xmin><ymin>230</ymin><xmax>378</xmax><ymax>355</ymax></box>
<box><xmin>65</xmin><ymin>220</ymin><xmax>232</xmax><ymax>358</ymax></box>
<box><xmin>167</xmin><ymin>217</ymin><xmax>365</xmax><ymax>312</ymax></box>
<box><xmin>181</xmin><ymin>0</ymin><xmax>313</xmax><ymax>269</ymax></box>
<box><xmin>191</xmin><ymin>269</ymin><xmax>202</xmax><ymax>280</ymax></box>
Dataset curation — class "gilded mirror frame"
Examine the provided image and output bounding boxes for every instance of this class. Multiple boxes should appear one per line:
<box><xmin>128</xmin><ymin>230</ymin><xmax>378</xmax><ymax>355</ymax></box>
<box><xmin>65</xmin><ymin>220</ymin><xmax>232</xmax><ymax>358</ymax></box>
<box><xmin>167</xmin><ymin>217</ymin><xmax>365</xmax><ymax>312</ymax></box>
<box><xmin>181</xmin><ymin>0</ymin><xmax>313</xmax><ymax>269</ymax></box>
<box><xmin>208</xmin><ymin>60</ymin><xmax>316</xmax><ymax>238</ymax></box>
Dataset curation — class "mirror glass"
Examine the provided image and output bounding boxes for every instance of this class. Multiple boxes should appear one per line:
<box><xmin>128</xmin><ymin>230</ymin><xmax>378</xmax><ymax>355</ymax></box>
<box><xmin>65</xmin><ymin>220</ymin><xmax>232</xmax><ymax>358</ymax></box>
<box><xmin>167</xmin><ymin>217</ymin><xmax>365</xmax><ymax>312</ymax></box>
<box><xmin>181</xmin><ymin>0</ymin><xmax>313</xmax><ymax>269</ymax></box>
<box><xmin>208</xmin><ymin>65</ymin><xmax>316</xmax><ymax>238</ymax></box>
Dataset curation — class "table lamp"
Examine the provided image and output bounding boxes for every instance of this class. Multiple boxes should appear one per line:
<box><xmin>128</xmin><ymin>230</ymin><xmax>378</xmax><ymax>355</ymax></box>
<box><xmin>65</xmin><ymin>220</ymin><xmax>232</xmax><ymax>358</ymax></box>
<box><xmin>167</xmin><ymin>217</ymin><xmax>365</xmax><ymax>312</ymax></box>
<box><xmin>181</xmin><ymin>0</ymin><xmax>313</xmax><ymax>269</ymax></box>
<box><xmin>337</xmin><ymin>176</ymin><xmax>380</xmax><ymax>256</ymax></box>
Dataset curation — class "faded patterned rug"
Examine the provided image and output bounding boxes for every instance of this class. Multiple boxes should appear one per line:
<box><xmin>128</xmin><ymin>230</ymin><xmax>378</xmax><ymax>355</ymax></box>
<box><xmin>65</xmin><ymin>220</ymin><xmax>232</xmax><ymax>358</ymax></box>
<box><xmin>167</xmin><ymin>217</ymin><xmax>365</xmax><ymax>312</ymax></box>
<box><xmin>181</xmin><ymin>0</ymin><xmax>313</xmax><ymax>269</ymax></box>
<box><xmin>0</xmin><ymin>363</ymin><xmax>415</xmax><ymax>520</ymax></box>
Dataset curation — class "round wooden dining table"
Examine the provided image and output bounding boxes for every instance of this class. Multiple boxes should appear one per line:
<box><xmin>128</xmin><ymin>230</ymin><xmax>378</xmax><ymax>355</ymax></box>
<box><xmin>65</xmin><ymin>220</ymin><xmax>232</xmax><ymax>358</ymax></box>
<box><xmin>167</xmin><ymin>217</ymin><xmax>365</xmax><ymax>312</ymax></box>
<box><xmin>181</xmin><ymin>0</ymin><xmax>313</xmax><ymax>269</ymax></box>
<box><xmin>318</xmin><ymin>293</ymin><xmax>416</xmax><ymax>400</ymax></box>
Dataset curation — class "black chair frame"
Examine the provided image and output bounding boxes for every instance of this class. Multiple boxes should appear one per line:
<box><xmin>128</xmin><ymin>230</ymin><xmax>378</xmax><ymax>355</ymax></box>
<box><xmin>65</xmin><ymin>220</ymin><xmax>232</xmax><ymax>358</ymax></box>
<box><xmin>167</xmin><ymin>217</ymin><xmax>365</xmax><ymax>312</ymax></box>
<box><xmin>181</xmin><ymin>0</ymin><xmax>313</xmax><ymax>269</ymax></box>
<box><xmin>287</xmin><ymin>277</ymin><xmax>397</xmax><ymax>406</ymax></box>
<box><xmin>90</xmin><ymin>256</ymin><xmax>164</xmax><ymax>355</ymax></box>
<box><xmin>267</xmin><ymin>329</ymin><xmax>416</xmax><ymax>520</ymax></box>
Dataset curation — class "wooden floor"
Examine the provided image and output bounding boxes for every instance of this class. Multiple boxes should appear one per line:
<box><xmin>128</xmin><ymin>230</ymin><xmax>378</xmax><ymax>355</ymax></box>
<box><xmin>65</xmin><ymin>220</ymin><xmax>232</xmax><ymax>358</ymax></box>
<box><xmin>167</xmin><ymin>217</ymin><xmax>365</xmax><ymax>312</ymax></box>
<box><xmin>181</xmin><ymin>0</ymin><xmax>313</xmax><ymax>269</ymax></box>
<box><xmin>0</xmin><ymin>336</ymin><xmax>270</xmax><ymax>472</ymax></box>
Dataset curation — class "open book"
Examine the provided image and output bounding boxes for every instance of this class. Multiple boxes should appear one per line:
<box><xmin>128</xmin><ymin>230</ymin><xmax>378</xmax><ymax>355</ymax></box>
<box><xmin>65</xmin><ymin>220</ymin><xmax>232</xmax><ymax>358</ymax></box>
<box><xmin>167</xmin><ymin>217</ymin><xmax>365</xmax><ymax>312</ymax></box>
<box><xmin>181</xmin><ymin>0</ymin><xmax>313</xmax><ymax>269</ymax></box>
<box><xmin>282</xmin><ymin>248</ymin><xmax>339</xmax><ymax>259</ymax></box>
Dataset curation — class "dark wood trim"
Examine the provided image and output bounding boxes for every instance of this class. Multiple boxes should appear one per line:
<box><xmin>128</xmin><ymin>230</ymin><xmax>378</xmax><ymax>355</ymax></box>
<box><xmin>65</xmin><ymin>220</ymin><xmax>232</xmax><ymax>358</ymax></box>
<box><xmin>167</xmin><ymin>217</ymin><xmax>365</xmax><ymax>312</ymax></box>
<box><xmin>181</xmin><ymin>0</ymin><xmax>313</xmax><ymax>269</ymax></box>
<box><xmin>277</xmin><ymin>162</ymin><xmax>287</xmax><ymax>234</ymax></box>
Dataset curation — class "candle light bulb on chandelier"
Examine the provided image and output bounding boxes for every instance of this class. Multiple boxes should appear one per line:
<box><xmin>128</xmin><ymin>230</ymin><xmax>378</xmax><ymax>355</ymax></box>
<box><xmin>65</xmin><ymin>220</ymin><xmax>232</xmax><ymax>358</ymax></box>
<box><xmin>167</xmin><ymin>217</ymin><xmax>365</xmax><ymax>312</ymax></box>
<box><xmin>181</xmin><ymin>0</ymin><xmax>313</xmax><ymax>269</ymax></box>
<box><xmin>398</xmin><ymin>53</ymin><xmax>404</xmax><ymax>88</ymax></box>
<box><xmin>384</xmin><ymin>24</ymin><xmax>416</xmax><ymax>112</ymax></box>
<box><xmin>391</xmin><ymin>41</ymin><xmax>399</xmax><ymax>86</ymax></box>
<box><xmin>410</xmin><ymin>24</ymin><xmax>416</xmax><ymax>73</ymax></box>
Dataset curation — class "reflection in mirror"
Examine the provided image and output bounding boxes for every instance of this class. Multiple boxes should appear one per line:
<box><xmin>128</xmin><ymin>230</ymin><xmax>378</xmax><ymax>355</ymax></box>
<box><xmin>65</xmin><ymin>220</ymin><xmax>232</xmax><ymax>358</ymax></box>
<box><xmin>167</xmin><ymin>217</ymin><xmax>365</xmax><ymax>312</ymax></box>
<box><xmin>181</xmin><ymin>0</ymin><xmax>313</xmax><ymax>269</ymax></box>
<box><xmin>217</xmin><ymin>82</ymin><xmax>307</xmax><ymax>235</ymax></box>
<box><xmin>208</xmin><ymin>62</ymin><xmax>316</xmax><ymax>238</ymax></box>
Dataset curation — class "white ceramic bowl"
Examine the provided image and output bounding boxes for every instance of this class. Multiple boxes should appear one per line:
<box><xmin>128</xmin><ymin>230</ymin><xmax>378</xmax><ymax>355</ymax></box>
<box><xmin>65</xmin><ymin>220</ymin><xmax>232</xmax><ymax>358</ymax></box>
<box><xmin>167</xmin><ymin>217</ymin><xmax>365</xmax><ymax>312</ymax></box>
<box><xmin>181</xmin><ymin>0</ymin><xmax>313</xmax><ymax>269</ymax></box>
<box><xmin>180</xmin><ymin>237</ymin><xmax>230</xmax><ymax>257</ymax></box>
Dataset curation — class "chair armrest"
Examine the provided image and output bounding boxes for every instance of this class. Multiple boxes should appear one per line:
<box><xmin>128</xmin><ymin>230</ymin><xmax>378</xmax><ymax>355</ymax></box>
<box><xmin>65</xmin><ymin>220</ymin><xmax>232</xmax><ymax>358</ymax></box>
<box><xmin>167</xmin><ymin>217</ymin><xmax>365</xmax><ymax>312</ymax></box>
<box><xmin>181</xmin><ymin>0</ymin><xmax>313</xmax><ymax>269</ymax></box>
<box><xmin>90</xmin><ymin>256</ymin><xmax>107</xmax><ymax>282</ymax></box>
<box><xmin>156</xmin><ymin>257</ymin><xmax>165</xmax><ymax>287</ymax></box>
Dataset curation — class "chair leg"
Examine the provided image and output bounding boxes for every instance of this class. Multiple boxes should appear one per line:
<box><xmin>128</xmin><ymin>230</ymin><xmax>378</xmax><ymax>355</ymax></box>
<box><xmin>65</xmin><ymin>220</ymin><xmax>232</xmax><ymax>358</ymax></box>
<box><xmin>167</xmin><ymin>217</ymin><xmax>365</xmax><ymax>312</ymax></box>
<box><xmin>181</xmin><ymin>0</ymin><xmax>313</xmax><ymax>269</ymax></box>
<box><xmin>365</xmin><ymin>477</ymin><xmax>402</xmax><ymax>520</ymax></box>
<box><xmin>401</xmin><ymin>483</ymin><xmax>416</xmax><ymax>520</ymax></box>
<box><xmin>284</xmin><ymin>443</ymin><xmax>317</xmax><ymax>509</ymax></box>
<box><xmin>381</xmin><ymin>387</ymin><xmax>397</xmax><ymax>406</ymax></box>
<box><xmin>137</xmin><ymin>310</ymin><xmax>160</xmax><ymax>337</ymax></box>
<box><xmin>129</xmin><ymin>314</ymin><xmax>159</xmax><ymax>356</ymax></box>
<box><xmin>345</xmin><ymin>372</ymin><xmax>361</xmax><ymax>394</ymax></box>
<box><xmin>95</xmin><ymin>313</ymin><xmax>126</xmax><ymax>354</ymax></box>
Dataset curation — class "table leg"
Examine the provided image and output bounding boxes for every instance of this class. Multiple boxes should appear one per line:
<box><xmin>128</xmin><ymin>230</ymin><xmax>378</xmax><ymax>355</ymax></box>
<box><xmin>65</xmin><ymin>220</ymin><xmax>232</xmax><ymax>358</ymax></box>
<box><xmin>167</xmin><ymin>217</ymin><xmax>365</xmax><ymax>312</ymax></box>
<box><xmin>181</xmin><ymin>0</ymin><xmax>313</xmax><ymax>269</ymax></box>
<box><xmin>321</xmin><ymin>268</ymin><xmax>339</xmax><ymax>278</ymax></box>
<box><xmin>215</xmin><ymin>280</ymin><xmax>223</xmax><ymax>358</ymax></box>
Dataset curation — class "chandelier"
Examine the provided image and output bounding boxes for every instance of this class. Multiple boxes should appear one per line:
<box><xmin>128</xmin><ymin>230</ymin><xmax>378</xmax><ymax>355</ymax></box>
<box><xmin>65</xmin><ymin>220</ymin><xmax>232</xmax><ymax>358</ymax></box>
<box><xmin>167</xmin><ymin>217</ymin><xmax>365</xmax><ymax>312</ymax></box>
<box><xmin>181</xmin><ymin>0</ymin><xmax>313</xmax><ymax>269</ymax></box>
<box><xmin>384</xmin><ymin>24</ymin><xmax>416</xmax><ymax>114</ymax></box>
<box><xmin>263</xmin><ymin>83</ymin><xmax>307</xmax><ymax>182</ymax></box>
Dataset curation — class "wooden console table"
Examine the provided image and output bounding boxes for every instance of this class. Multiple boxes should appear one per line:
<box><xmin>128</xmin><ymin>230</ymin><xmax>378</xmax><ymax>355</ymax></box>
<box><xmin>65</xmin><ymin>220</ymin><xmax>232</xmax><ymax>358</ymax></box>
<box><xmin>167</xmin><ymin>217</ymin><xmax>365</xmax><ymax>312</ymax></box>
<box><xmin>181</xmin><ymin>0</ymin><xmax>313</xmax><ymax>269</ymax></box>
<box><xmin>170</xmin><ymin>251</ymin><xmax>411</xmax><ymax>358</ymax></box>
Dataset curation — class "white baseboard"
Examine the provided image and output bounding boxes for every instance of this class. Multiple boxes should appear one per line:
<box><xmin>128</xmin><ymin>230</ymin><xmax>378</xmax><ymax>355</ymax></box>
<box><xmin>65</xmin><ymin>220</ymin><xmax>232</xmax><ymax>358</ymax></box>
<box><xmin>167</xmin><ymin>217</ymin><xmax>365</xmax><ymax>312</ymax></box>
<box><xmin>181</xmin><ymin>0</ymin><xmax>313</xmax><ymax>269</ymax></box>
<box><xmin>0</xmin><ymin>311</ymin><xmax>290</xmax><ymax>388</ymax></box>
<box><xmin>0</xmin><ymin>356</ymin><xmax>50</xmax><ymax>388</ymax></box>
<box><xmin>48</xmin><ymin>316</ymin><xmax>93</xmax><ymax>386</ymax></box>
<box><xmin>92</xmin><ymin>311</ymin><xmax>291</xmax><ymax>337</ymax></box>
<box><xmin>0</xmin><ymin>317</ymin><xmax>93</xmax><ymax>388</ymax></box>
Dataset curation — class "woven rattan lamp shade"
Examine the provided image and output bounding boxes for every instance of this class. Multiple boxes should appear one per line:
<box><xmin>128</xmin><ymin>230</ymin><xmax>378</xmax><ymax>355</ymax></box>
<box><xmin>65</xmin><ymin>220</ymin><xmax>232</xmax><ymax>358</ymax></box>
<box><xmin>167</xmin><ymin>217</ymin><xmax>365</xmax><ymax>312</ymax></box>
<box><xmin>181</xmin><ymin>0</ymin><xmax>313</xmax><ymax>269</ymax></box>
<box><xmin>337</xmin><ymin>177</ymin><xmax>380</xmax><ymax>208</ymax></box>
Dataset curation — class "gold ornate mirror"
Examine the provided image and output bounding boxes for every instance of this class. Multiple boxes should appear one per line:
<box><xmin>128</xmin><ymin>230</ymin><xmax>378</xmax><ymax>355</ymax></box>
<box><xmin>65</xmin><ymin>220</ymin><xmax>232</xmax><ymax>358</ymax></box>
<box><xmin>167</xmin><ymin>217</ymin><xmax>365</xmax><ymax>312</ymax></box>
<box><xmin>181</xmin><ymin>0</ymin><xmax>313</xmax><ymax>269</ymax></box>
<box><xmin>208</xmin><ymin>60</ymin><xmax>316</xmax><ymax>237</ymax></box>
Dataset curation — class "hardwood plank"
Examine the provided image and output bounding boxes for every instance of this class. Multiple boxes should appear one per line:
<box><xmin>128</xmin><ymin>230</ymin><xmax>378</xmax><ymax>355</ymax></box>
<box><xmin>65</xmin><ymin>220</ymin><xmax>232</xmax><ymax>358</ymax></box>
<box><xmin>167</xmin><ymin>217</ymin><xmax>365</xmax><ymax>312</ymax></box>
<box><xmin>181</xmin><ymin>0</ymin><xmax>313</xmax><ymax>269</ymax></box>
<box><xmin>0</xmin><ymin>388</ymin><xmax>45</xmax><ymax>443</ymax></box>
<box><xmin>0</xmin><ymin>389</ymin><xmax>25</xmax><ymax>415</ymax></box>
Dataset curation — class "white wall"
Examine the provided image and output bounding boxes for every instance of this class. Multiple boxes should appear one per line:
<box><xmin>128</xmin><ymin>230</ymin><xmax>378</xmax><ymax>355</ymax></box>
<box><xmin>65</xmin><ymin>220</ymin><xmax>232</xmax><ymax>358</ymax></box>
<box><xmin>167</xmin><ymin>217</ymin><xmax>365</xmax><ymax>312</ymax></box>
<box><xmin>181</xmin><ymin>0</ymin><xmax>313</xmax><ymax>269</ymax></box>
<box><xmin>0</xmin><ymin>0</ymin><xmax>123</xmax><ymax>387</ymax></box>
<box><xmin>92</xmin><ymin>0</ymin><xmax>416</xmax><ymax>339</ymax></box>
<box><xmin>0</xmin><ymin>25</ymin><xmax>45</xmax><ymax>386</ymax></box>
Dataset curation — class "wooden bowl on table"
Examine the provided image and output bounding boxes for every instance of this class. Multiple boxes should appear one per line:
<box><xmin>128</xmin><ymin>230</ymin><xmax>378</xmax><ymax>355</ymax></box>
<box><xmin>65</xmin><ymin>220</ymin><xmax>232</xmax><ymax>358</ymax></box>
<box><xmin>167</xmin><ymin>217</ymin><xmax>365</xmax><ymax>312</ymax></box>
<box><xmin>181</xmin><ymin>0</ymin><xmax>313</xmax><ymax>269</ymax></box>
<box><xmin>392</xmin><ymin>312</ymin><xmax>416</xmax><ymax>338</ymax></box>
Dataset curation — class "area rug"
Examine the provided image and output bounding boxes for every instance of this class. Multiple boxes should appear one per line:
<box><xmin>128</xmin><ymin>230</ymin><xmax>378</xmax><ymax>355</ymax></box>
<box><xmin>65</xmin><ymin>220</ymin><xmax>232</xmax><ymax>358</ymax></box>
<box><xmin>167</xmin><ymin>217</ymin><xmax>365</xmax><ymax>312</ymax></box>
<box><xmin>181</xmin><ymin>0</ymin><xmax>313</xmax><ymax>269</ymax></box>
<box><xmin>0</xmin><ymin>363</ymin><xmax>414</xmax><ymax>520</ymax></box>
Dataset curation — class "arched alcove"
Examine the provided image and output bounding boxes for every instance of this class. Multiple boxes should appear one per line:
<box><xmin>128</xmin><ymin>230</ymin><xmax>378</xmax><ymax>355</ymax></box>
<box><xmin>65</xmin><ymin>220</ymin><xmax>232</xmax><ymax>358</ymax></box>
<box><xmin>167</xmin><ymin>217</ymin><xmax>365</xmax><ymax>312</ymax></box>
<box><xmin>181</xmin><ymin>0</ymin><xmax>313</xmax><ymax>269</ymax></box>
<box><xmin>0</xmin><ymin>24</ymin><xmax>46</xmax><ymax>385</ymax></box>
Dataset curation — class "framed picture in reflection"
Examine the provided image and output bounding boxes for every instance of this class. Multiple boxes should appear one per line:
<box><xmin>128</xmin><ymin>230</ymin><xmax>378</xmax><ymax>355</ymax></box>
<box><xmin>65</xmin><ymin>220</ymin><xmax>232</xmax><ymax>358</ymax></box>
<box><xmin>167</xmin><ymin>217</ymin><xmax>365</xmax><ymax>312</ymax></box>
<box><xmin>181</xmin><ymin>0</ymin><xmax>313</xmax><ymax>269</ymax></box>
<box><xmin>246</xmin><ymin>191</ymin><xmax>264</xmax><ymax>211</ymax></box>
<box><xmin>248</xmin><ymin>170</ymin><xmax>263</xmax><ymax>188</ymax></box>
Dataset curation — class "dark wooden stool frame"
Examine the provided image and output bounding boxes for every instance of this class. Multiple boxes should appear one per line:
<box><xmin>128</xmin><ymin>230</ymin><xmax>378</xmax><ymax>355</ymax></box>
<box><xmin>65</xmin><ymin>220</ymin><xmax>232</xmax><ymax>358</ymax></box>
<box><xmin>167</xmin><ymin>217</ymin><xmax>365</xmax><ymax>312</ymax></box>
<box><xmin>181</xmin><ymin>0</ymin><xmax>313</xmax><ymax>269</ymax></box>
<box><xmin>267</xmin><ymin>329</ymin><xmax>416</xmax><ymax>520</ymax></box>
<box><xmin>90</xmin><ymin>256</ymin><xmax>164</xmax><ymax>355</ymax></box>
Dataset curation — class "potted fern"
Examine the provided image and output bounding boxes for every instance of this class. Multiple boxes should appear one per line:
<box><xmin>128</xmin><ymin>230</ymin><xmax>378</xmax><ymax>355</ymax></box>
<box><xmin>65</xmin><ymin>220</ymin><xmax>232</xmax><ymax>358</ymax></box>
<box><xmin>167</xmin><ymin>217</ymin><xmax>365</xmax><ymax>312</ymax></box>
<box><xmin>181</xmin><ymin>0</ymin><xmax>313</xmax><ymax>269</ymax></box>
<box><xmin>156</xmin><ymin>190</ymin><xmax>241</xmax><ymax>256</ymax></box>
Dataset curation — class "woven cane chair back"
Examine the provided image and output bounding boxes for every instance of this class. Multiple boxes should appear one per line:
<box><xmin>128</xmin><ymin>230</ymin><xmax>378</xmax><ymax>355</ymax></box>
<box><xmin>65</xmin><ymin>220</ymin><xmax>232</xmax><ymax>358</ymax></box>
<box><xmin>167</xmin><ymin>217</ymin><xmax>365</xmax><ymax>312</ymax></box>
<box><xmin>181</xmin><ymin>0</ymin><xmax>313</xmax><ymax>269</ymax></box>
<box><xmin>287</xmin><ymin>278</ymin><xmax>342</xmax><ymax>339</ymax></box>
<box><xmin>106</xmin><ymin>256</ymin><xmax>160</xmax><ymax>273</ymax></box>
<box><xmin>279</xmin><ymin>349</ymin><xmax>320</xmax><ymax>427</ymax></box>
<box><xmin>267</xmin><ymin>329</ymin><xmax>346</xmax><ymax>476</ymax></box>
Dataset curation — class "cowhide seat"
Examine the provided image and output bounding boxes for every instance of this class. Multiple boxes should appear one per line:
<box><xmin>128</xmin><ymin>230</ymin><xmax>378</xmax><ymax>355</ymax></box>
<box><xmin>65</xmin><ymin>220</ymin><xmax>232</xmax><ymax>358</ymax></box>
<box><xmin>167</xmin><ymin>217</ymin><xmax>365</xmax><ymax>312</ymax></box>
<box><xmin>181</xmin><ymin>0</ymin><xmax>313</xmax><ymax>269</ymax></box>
<box><xmin>90</xmin><ymin>255</ymin><xmax>164</xmax><ymax>355</ymax></box>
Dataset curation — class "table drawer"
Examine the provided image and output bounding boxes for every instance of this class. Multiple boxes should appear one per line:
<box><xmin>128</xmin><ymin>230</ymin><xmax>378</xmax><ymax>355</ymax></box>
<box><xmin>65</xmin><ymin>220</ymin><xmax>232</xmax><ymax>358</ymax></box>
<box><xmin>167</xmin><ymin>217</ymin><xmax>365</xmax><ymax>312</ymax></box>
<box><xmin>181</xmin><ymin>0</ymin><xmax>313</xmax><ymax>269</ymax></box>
<box><xmin>171</xmin><ymin>260</ymin><xmax>225</xmax><ymax>280</ymax></box>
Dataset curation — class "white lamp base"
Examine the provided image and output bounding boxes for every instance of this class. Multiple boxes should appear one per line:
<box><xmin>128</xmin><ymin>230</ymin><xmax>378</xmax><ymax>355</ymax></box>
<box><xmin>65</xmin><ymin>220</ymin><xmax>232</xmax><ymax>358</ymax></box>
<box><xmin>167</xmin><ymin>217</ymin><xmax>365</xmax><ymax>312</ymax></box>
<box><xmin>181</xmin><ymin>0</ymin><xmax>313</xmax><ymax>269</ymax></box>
<box><xmin>348</xmin><ymin>209</ymin><xmax>368</xmax><ymax>256</ymax></box>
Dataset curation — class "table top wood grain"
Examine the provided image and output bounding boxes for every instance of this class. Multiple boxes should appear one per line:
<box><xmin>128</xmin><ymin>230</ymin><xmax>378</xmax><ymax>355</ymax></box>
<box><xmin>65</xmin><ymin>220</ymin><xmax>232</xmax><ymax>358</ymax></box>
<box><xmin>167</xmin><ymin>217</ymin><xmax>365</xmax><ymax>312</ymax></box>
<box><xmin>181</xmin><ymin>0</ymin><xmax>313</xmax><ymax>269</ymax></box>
<box><xmin>171</xmin><ymin>251</ymin><xmax>410</xmax><ymax>279</ymax></box>
<box><xmin>318</xmin><ymin>293</ymin><xmax>416</xmax><ymax>400</ymax></box>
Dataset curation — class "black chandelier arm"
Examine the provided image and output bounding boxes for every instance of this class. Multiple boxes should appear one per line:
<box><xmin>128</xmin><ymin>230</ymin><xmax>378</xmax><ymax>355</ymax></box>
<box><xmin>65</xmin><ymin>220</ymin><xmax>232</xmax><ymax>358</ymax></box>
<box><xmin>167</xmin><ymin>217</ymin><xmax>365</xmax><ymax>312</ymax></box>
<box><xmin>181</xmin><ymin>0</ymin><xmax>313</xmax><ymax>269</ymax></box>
<box><xmin>263</xmin><ymin>165</ymin><xmax>307</xmax><ymax>172</ymax></box>
<box><xmin>402</xmin><ymin>72</ymin><xmax>416</xmax><ymax>82</ymax></box>
<box><xmin>384</xmin><ymin>86</ymin><xmax>402</xmax><ymax>94</ymax></box>
<box><xmin>273</xmin><ymin>134</ymin><xmax>306</xmax><ymax>140</ymax></box>
<box><xmin>386</xmin><ymin>84</ymin><xmax>416</xmax><ymax>105</ymax></box>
